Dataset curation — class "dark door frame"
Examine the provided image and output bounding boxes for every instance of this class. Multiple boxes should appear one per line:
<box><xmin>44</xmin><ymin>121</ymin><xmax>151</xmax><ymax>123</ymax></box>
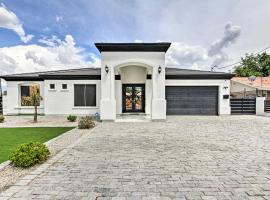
<box><xmin>122</xmin><ymin>84</ymin><xmax>145</xmax><ymax>113</ymax></box>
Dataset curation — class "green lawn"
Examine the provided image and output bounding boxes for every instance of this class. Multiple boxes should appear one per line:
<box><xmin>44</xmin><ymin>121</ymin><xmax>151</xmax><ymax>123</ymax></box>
<box><xmin>0</xmin><ymin>127</ymin><xmax>74</xmax><ymax>163</ymax></box>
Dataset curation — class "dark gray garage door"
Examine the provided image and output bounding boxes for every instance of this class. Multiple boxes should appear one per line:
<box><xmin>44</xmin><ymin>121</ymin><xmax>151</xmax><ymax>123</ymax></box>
<box><xmin>166</xmin><ymin>86</ymin><xmax>218</xmax><ymax>115</ymax></box>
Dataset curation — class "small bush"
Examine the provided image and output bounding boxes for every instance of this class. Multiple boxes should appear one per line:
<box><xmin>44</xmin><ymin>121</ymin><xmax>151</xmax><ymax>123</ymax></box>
<box><xmin>78</xmin><ymin>116</ymin><xmax>95</xmax><ymax>129</ymax></box>
<box><xmin>0</xmin><ymin>115</ymin><xmax>4</xmax><ymax>123</ymax></box>
<box><xmin>67</xmin><ymin>115</ymin><xmax>77</xmax><ymax>122</ymax></box>
<box><xmin>10</xmin><ymin>142</ymin><xmax>50</xmax><ymax>168</ymax></box>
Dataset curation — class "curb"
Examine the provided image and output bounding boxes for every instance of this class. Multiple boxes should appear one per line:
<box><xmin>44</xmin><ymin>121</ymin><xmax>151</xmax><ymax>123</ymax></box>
<box><xmin>0</xmin><ymin>161</ymin><xmax>11</xmax><ymax>171</ymax></box>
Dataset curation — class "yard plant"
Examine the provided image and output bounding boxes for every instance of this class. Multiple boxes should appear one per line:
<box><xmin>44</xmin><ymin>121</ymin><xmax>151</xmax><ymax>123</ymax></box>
<box><xmin>67</xmin><ymin>115</ymin><xmax>77</xmax><ymax>122</ymax></box>
<box><xmin>0</xmin><ymin>115</ymin><xmax>4</xmax><ymax>123</ymax></box>
<box><xmin>30</xmin><ymin>89</ymin><xmax>43</xmax><ymax>123</ymax></box>
<box><xmin>10</xmin><ymin>142</ymin><xmax>50</xmax><ymax>168</ymax></box>
<box><xmin>78</xmin><ymin>116</ymin><xmax>95</xmax><ymax>129</ymax></box>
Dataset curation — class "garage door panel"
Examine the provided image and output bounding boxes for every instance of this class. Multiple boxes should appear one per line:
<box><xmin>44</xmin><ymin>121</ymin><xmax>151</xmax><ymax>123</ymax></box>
<box><xmin>166</xmin><ymin>86</ymin><xmax>218</xmax><ymax>115</ymax></box>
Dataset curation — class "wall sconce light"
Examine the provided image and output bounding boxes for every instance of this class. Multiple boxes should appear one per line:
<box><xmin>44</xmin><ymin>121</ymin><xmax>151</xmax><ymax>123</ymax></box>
<box><xmin>223</xmin><ymin>86</ymin><xmax>228</xmax><ymax>89</ymax></box>
<box><xmin>105</xmin><ymin>65</ymin><xmax>109</xmax><ymax>73</ymax></box>
<box><xmin>158</xmin><ymin>66</ymin><xmax>162</xmax><ymax>74</ymax></box>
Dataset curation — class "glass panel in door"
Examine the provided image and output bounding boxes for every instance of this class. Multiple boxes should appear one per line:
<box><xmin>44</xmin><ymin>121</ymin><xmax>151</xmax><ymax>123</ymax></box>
<box><xmin>134</xmin><ymin>87</ymin><xmax>142</xmax><ymax>110</ymax></box>
<box><xmin>125</xmin><ymin>86</ymin><xmax>133</xmax><ymax>111</ymax></box>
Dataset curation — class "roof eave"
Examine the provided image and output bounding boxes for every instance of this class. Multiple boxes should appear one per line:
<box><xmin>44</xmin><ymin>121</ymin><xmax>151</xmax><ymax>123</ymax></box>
<box><xmin>0</xmin><ymin>76</ymin><xmax>44</xmax><ymax>81</ymax></box>
<box><xmin>166</xmin><ymin>74</ymin><xmax>235</xmax><ymax>80</ymax></box>
<box><xmin>95</xmin><ymin>43</ymin><xmax>171</xmax><ymax>53</ymax></box>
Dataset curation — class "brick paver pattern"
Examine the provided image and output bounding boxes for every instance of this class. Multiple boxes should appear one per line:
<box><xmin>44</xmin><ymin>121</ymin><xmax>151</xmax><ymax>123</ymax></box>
<box><xmin>1</xmin><ymin>116</ymin><xmax>270</xmax><ymax>200</ymax></box>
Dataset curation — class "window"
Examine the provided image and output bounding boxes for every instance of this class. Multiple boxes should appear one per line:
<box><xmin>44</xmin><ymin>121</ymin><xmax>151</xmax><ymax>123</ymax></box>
<box><xmin>50</xmin><ymin>84</ymin><xmax>55</xmax><ymax>90</ymax></box>
<box><xmin>74</xmin><ymin>84</ymin><xmax>96</xmax><ymax>107</ymax></box>
<box><xmin>21</xmin><ymin>85</ymin><xmax>40</xmax><ymax>106</ymax></box>
<box><xmin>62</xmin><ymin>84</ymin><xmax>67</xmax><ymax>90</ymax></box>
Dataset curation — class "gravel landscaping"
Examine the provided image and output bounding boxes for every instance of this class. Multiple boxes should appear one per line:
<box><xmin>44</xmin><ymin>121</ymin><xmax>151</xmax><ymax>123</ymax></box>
<box><xmin>0</xmin><ymin>115</ymin><xmax>77</xmax><ymax>127</ymax></box>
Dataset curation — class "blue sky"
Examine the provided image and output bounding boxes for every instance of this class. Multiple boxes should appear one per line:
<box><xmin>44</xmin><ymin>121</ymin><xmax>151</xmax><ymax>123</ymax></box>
<box><xmin>0</xmin><ymin>0</ymin><xmax>270</xmax><ymax>75</ymax></box>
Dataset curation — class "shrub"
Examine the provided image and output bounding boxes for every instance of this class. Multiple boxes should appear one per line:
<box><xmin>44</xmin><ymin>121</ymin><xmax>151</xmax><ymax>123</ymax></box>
<box><xmin>0</xmin><ymin>115</ymin><xmax>4</xmax><ymax>123</ymax></box>
<box><xmin>78</xmin><ymin>116</ymin><xmax>95</xmax><ymax>129</ymax></box>
<box><xmin>10</xmin><ymin>142</ymin><xmax>50</xmax><ymax>168</ymax></box>
<box><xmin>67</xmin><ymin>115</ymin><xmax>77</xmax><ymax>122</ymax></box>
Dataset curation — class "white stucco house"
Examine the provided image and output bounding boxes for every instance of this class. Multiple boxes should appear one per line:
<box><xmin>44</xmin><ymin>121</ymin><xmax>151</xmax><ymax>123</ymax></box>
<box><xmin>1</xmin><ymin>43</ymin><xmax>234</xmax><ymax>121</ymax></box>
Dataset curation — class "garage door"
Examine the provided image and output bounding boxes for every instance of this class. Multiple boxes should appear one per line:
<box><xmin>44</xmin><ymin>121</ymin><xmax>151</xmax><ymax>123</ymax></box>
<box><xmin>166</xmin><ymin>86</ymin><xmax>218</xmax><ymax>115</ymax></box>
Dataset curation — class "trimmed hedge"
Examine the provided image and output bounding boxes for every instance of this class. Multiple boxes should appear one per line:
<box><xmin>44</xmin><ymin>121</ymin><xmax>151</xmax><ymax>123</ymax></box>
<box><xmin>10</xmin><ymin>142</ymin><xmax>50</xmax><ymax>168</ymax></box>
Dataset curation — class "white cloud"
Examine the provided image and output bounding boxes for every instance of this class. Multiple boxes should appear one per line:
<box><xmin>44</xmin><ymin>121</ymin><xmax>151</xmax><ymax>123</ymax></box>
<box><xmin>38</xmin><ymin>35</ymin><xmax>62</xmax><ymax>47</ymax></box>
<box><xmin>0</xmin><ymin>35</ymin><xmax>100</xmax><ymax>75</ymax></box>
<box><xmin>166</xmin><ymin>42</ymin><xmax>208</xmax><ymax>70</ymax></box>
<box><xmin>208</xmin><ymin>23</ymin><xmax>241</xmax><ymax>66</ymax></box>
<box><xmin>165</xmin><ymin>23</ymin><xmax>241</xmax><ymax>70</ymax></box>
<box><xmin>0</xmin><ymin>3</ymin><xmax>33</xmax><ymax>43</ymax></box>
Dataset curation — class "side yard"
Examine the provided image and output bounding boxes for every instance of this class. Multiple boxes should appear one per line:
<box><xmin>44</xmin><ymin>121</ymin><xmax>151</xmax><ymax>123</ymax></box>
<box><xmin>0</xmin><ymin>127</ymin><xmax>74</xmax><ymax>163</ymax></box>
<box><xmin>0</xmin><ymin>115</ymin><xmax>93</xmax><ymax>192</ymax></box>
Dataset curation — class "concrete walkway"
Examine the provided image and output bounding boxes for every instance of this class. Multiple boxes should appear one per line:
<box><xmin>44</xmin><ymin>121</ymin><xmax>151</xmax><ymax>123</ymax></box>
<box><xmin>1</xmin><ymin>116</ymin><xmax>270</xmax><ymax>199</ymax></box>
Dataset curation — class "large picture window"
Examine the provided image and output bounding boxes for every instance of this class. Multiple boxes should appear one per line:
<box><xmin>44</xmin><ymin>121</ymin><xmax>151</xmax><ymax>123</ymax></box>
<box><xmin>21</xmin><ymin>85</ymin><xmax>40</xmax><ymax>106</ymax></box>
<box><xmin>74</xmin><ymin>84</ymin><xmax>96</xmax><ymax>107</ymax></box>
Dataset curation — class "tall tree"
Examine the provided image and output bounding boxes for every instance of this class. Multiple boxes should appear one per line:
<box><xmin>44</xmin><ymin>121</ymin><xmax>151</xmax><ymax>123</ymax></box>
<box><xmin>234</xmin><ymin>52</ymin><xmax>270</xmax><ymax>77</ymax></box>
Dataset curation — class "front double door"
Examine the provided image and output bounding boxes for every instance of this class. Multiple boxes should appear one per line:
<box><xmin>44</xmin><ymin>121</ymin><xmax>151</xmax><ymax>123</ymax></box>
<box><xmin>122</xmin><ymin>84</ymin><xmax>145</xmax><ymax>113</ymax></box>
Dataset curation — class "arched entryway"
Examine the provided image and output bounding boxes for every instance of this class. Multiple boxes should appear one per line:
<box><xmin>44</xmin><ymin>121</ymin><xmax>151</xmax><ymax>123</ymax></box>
<box><xmin>114</xmin><ymin>63</ymin><xmax>153</xmax><ymax>116</ymax></box>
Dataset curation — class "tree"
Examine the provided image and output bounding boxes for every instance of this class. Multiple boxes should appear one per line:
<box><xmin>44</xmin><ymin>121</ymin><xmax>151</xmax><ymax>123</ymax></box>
<box><xmin>30</xmin><ymin>91</ymin><xmax>43</xmax><ymax>123</ymax></box>
<box><xmin>234</xmin><ymin>52</ymin><xmax>270</xmax><ymax>77</ymax></box>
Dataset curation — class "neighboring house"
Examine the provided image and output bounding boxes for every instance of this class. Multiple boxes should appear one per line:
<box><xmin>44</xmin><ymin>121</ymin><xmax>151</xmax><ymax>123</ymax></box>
<box><xmin>231</xmin><ymin>77</ymin><xmax>270</xmax><ymax>99</ymax></box>
<box><xmin>1</xmin><ymin>43</ymin><xmax>234</xmax><ymax>121</ymax></box>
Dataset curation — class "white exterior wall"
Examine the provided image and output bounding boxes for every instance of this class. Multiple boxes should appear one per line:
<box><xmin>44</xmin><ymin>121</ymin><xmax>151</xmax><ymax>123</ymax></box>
<box><xmin>100</xmin><ymin>52</ymin><xmax>166</xmax><ymax>120</ymax></box>
<box><xmin>6</xmin><ymin>81</ymin><xmax>45</xmax><ymax>115</ymax></box>
<box><xmin>166</xmin><ymin>79</ymin><xmax>231</xmax><ymax>115</ymax></box>
<box><xmin>44</xmin><ymin>80</ymin><xmax>100</xmax><ymax>115</ymax></box>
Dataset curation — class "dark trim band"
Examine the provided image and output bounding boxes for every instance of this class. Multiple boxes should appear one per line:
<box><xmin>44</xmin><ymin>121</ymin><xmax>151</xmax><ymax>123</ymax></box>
<box><xmin>95</xmin><ymin>43</ymin><xmax>171</xmax><ymax>52</ymax></box>
<box><xmin>165</xmin><ymin>74</ymin><xmax>234</xmax><ymax>80</ymax></box>
<box><xmin>39</xmin><ymin>75</ymin><xmax>101</xmax><ymax>80</ymax></box>
<box><xmin>1</xmin><ymin>77</ymin><xmax>44</xmax><ymax>81</ymax></box>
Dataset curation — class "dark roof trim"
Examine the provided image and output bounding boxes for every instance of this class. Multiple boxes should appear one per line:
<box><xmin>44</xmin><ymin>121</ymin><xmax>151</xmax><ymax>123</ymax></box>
<box><xmin>95</xmin><ymin>43</ymin><xmax>171</xmax><ymax>52</ymax></box>
<box><xmin>1</xmin><ymin>75</ymin><xmax>102</xmax><ymax>81</ymax></box>
<box><xmin>166</xmin><ymin>74</ymin><xmax>234</xmax><ymax>80</ymax></box>
<box><xmin>1</xmin><ymin>77</ymin><xmax>44</xmax><ymax>81</ymax></box>
<box><xmin>39</xmin><ymin>75</ymin><xmax>101</xmax><ymax>80</ymax></box>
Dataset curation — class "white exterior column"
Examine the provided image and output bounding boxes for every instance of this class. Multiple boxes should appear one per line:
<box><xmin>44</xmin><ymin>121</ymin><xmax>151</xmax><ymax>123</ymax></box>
<box><xmin>256</xmin><ymin>97</ymin><xmax>265</xmax><ymax>116</ymax></box>
<box><xmin>151</xmin><ymin>62</ymin><xmax>166</xmax><ymax>120</ymax></box>
<box><xmin>100</xmin><ymin>59</ymin><xmax>116</xmax><ymax>121</ymax></box>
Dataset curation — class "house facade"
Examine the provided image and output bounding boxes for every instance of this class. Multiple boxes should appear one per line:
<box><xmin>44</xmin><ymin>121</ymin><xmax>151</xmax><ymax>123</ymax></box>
<box><xmin>1</xmin><ymin>43</ymin><xmax>234</xmax><ymax>121</ymax></box>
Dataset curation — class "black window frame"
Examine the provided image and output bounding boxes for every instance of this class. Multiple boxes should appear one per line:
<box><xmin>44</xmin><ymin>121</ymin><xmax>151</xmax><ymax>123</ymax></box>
<box><xmin>62</xmin><ymin>84</ymin><xmax>67</xmax><ymax>90</ymax></box>
<box><xmin>74</xmin><ymin>84</ymin><xmax>96</xmax><ymax>107</ymax></box>
<box><xmin>49</xmin><ymin>84</ymin><xmax>55</xmax><ymax>90</ymax></box>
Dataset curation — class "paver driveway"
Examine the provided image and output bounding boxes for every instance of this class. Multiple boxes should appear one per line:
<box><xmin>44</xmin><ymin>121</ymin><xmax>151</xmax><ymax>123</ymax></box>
<box><xmin>1</xmin><ymin>116</ymin><xmax>270</xmax><ymax>200</ymax></box>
